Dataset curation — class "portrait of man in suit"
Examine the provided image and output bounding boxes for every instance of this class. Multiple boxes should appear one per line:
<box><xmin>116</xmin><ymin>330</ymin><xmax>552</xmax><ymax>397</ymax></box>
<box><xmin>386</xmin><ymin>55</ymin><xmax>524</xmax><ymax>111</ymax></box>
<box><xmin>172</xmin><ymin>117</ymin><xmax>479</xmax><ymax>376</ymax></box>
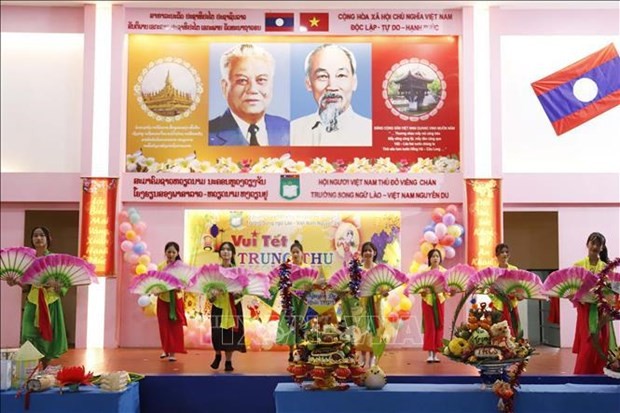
<box><xmin>291</xmin><ymin>44</ymin><xmax>372</xmax><ymax>147</ymax></box>
<box><xmin>209</xmin><ymin>44</ymin><xmax>290</xmax><ymax>146</ymax></box>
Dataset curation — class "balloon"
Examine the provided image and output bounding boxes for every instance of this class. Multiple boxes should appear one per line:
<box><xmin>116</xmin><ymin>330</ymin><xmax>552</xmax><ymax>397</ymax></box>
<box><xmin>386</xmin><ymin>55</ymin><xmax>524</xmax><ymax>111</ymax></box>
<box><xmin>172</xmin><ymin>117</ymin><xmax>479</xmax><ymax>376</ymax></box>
<box><xmin>129</xmin><ymin>213</ymin><xmax>140</xmax><ymax>224</ymax></box>
<box><xmin>119</xmin><ymin>210</ymin><xmax>129</xmax><ymax>222</ymax></box>
<box><xmin>446</xmin><ymin>204</ymin><xmax>458</xmax><ymax>215</ymax></box>
<box><xmin>209</xmin><ymin>224</ymin><xmax>220</xmax><ymax>238</ymax></box>
<box><xmin>138</xmin><ymin>254</ymin><xmax>151</xmax><ymax>266</ymax></box>
<box><xmin>456</xmin><ymin>224</ymin><xmax>465</xmax><ymax>236</ymax></box>
<box><xmin>420</xmin><ymin>241</ymin><xmax>434</xmax><ymax>256</ymax></box>
<box><xmin>442</xmin><ymin>213</ymin><xmax>456</xmax><ymax>226</ymax></box>
<box><xmin>444</xmin><ymin>246</ymin><xmax>456</xmax><ymax>259</ymax></box>
<box><xmin>433</xmin><ymin>207</ymin><xmax>446</xmax><ymax>217</ymax></box>
<box><xmin>147</xmin><ymin>263</ymin><xmax>158</xmax><ymax>271</ymax></box>
<box><xmin>119</xmin><ymin>222</ymin><xmax>132</xmax><ymax>234</ymax></box>
<box><xmin>135</xmin><ymin>264</ymin><xmax>147</xmax><ymax>275</ymax></box>
<box><xmin>447</xmin><ymin>225</ymin><xmax>462</xmax><ymax>238</ymax></box>
<box><xmin>413</xmin><ymin>251</ymin><xmax>424</xmax><ymax>264</ymax></box>
<box><xmin>125</xmin><ymin>230</ymin><xmax>137</xmax><ymax>241</ymax></box>
<box><xmin>453</xmin><ymin>237</ymin><xmax>463</xmax><ymax>248</ymax></box>
<box><xmin>388</xmin><ymin>292</ymin><xmax>401</xmax><ymax>308</ymax></box>
<box><xmin>423</xmin><ymin>224</ymin><xmax>435</xmax><ymax>233</ymax></box>
<box><xmin>133</xmin><ymin>242</ymin><xmax>146</xmax><ymax>255</ymax></box>
<box><xmin>399</xmin><ymin>296</ymin><xmax>412</xmax><ymax>312</ymax></box>
<box><xmin>138</xmin><ymin>295</ymin><xmax>151</xmax><ymax>307</ymax></box>
<box><xmin>128</xmin><ymin>253</ymin><xmax>140</xmax><ymax>265</ymax></box>
<box><xmin>440</xmin><ymin>235</ymin><xmax>455</xmax><ymax>246</ymax></box>
<box><xmin>134</xmin><ymin>221</ymin><xmax>147</xmax><ymax>235</ymax></box>
<box><xmin>127</xmin><ymin>207</ymin><xmax>138</xmax><ymax>215</ymax></box>
<box><xmin>143</xmin><ymin>302</ymin><xmax>156</xmax><ymax>317</ymax></box>
<box><xmin>423</xmin><ymin>231</ymin><xmax>438</xmax><ymax>244</ymax></box>
<box><xmin>409</xmin><ymin>261</ymin><xmax>421</xmax><ymax>274</ymax></box>
<box><xmin>387</xmin><ymin>312</ymin><xmax>399</xmax><ymax>323</ymax></box>
<box><xmin>398</xmin><ymin>309</ymin><xmax>411</xmax><ymax>321</ymax></box>
<box><xmin>434</xmin><ymin>223</ymin><xmax>447</xmax><ymax>239</ymax></box>
<box><xmin>431</xmin><ymin>211</ymin><xmax>443</xmax><ymax>223</ymax></box>
<box><xmin>120</xmin><ymin>240</ymin><xmax>134</xmax><ymax>252</ymax></box>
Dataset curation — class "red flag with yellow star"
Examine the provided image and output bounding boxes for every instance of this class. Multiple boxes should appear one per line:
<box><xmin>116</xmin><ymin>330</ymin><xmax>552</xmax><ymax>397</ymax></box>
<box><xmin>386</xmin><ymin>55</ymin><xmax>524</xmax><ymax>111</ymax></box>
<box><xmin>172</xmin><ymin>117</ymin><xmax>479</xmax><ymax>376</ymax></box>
<box><xmin>300</xmin><ymin>12</ymin><xmax>329</xmax><ymax>32</ymax></box>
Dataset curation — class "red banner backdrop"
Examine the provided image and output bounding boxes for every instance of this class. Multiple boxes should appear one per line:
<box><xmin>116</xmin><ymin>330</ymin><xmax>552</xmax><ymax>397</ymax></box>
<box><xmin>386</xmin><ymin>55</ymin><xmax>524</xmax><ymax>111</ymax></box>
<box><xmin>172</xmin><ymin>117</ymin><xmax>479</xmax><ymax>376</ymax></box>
<box><xmin>465</xmin><ymin>179</ymin><xmax>502</xmax><ymax>269</ymax></box>
<box><xmin>79</xmin><ymin>178</ymin><xmax>118</xmax><ymax>276</ymax></box>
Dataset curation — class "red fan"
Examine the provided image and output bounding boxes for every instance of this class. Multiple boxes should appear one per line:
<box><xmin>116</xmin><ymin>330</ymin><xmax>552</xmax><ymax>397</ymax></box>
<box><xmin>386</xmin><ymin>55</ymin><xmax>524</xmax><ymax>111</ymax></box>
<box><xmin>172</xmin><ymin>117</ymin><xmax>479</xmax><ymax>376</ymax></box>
<box><xmin>21</xmin><ymin>254</ymin><xmax>97</xmax><ymax>288</ymax></box>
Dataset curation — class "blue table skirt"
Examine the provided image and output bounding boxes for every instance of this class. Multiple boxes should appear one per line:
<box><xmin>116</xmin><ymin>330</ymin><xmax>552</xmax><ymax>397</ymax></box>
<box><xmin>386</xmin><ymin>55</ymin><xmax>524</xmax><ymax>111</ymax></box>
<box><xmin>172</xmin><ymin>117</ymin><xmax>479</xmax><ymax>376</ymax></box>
<box><xmin>0</xmin><ymin>382</ymin><xmax>140</xmax><ymax>413</ymax></box>
<box><xmin>274</xmin><ymin>383</ymin><xmax>620</xmax><ymax>413</ymax></box>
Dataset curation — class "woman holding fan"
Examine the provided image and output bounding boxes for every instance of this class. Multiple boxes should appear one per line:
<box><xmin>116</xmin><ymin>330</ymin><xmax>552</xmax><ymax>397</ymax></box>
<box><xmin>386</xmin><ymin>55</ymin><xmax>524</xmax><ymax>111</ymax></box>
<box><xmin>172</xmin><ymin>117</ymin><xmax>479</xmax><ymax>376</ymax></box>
<box><xmin>209</xmin><ymin>242</ymin><xmax>246</xmax><ymax>372</ymax></box>
<box><xmin>421</xmin><ymin>248</ymin><xmax>446</xmax><ymax>363</ymax></box>
<box><xmin>492</xmin><ymin>243</ymin><xmax>521</xmax><ymax>337</ymax></box>
<box><xmin>156</xmin><ymin>242</ymin><xmax>187</xmax><ymax>362</ymax></box>
<box><xmin>572</xmin><ymin>232</ymin><xmax>612</xmax><ymax>374</ymax></box>
<box><xmin>6</xmin><ymin>227</ymin><xmax>68</xmax><ymax>366</ymax></box>
<box><xmin>357</xmin><ymin>241</ymin><xmax>379</xmax><ymax>367</ymax></box>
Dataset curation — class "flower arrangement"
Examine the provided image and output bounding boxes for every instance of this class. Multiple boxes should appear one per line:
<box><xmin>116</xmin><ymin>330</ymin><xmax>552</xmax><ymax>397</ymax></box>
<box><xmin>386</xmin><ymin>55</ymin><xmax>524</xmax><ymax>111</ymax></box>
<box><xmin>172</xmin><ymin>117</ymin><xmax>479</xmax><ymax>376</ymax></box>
<box><xmin>125</xmin><ymin>150</ymin><xmax>461</xmax><ymax>174</ymax></box>
<box><xmin>56</xmin><ymin>365</ymin><xmax>94</xmax><ymax>393</ymax></box>
<box><xmin>595</xmin><ymin>257</ymin><xmax>620</xmax><ymax>379</ymax></box>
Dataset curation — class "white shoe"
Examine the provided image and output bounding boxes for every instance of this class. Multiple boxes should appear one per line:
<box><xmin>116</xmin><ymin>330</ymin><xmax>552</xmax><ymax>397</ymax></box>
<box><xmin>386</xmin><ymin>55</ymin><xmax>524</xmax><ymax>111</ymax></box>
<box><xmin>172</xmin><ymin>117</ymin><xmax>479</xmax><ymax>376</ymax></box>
<box><xmin>433</xmin><ymin>355</ymin><xmax>440</xmax><ymax>363</ymax></box>
<box><xmin>160</xmin><ymin>353</ymin><xmax>168</xmax><ymax>359</ymax></box>
<box><xmin>426</xmin><ymin>355</ymin><xmax>434</xmax><ymax>363</ymax></box>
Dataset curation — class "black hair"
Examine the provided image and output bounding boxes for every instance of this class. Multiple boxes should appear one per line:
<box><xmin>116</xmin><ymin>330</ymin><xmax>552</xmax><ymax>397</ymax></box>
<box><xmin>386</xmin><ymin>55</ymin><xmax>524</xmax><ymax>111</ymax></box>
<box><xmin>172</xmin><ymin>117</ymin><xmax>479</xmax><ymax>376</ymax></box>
<box><xmin>495</xmin><ymin>243</ymin><xmax>510</xmax><ymax>257</ymax></box>
<box><xmin>290</xmin><ymin>240</ymin><xmax>303</xmax><ymax>252</ymax></box>
<box><xmin>219</xmin><ymin>241</ymin><xmax>237</xmax><ymax>266</ymax></box>
<box><xmin>164</xmin><ymin>241</ymin><xmax>182</xmax><ymax>262</ymax></box>
<box><xmin>30</xmin><ymin>226</ymin><xmax>52</xmax><ymax>249</ymax></box>
<box><xmin>586</xmin><ymin>232</ymin><xmax>609</xmax><ymax>264</ymax></box>
<box><xmin>361</xmin><ymin>241</ymin><xmax>378</xmax><ymax>262</ymax></box>
<box><xmin>427</xmin><ymin>248</ymin><xmax>443</xmax><ymax>266</ymax></box>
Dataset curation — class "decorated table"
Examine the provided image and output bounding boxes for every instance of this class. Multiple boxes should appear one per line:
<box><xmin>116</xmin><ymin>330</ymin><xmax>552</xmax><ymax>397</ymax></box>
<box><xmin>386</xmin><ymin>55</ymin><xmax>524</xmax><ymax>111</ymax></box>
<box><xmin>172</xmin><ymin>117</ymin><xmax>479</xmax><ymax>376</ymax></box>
<box><xmin>0</xmin><ymin>382</ymin><xmax>140</xmax><ymax>413</ymax></box>
<box><xmin>274</xmin><ymin>382</ymin><xmax>620</xmax><ymax>413</ymax></box>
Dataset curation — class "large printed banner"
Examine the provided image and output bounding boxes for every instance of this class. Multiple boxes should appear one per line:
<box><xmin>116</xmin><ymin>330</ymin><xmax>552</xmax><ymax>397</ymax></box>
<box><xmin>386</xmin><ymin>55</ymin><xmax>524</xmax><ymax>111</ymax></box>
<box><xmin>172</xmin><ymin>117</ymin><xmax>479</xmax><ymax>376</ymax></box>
<box><xmin>184</xmin><ymin>210</ymin><xmax>401</xmax><ymax>275</ymax></box>
<box><xmin>125</xmin><ymin>9</ymin><xmax>462</xmax><ymax>36</ymax></box>
<box><xmin>122</xmin><ymin>172</ymin><xmax>464</xmax><ymax>203</ymax></box>
<box><xmin>126</xmin><ymin>33</ymin><xmax>460</xmax><ymax>173</ymax></box>
<box><xmin>465</xmin><ymin>179</ymin><xmax>502</xmax><ymax>269</ymax></box>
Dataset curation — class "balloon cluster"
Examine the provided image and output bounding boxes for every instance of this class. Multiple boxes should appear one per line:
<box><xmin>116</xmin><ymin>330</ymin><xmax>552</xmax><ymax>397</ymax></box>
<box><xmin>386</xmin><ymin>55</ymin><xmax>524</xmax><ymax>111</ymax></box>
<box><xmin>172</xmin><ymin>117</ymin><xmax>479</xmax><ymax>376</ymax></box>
<box><xmin>383</xmin><ymin>286</ymin><xmax>413</xmax><ymax>324</ymax></box>
<box><xmin>410</xmin><ymin>204</ymin><xmax>465</xmax><ymax>273</ymax></box>
<box><xmin>118</xmin><ymin>208</ymin><xmax>157</xmax><ymax>276</ymax></box>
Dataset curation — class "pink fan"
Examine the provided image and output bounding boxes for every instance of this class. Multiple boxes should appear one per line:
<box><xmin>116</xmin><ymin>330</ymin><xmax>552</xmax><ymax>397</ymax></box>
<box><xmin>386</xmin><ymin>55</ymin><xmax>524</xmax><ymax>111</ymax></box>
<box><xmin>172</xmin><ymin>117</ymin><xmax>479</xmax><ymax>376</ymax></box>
<box><xmin>0</xmin><ymin>247</ymin><xmax>36</xmax><ymax>282</ymax></box>
<box><xmin>187</xmin><ymin>264</ymin><xmax>247</xmax><ymax>295</ymax></box>
<box><xmin>543</xmin><ymin>267</ymin><xmax>597</xmax><ymax>301</ymax></box>
<box><xmin>471</xmin><ymin>267</ymin><xmax>505</xmax><ymax>291</ymax></box>
<box><xmin>408</xmin><ymin>269</ymin><xmax>447</xmax><ymax>295</ymax></box>
<box><xmin>268</xmin><ymin>265</ymin><xmax>283</xmax><ymax>289</ymax></box>
<box><xmin>290</xmin><ymin>267</ymin><xmax>319</xmax><ymax>290</ymax></box>
<box><xmin>328</xmin><ymin>267</ymin><xmax>351</xmax><ymax>292</ymax></box>
<box><xmin>244</xmin><ymin>272</ymin><xmax>270</xmax><ymax>298</ymax></box>
<box><xmin>21</xmin><ymin>254</ymin><xmax>97</xmax><ymax>288</ymax></box>
<box><xmin>129</xmin><ymin>270</ymin><xmax>183</xmax><ymax>295</ymax></box>
<box><xmin>571</xmin><ymin>268</ymin><xmax>619</xmax><ymax>304</ymax></box>
<box><xmin>162</xmin><ymin>261</ymin><xmax>198</xmax><ymax>288</ymax></box>
<box><xmin>359</xmin><ymin>264</ymin><xmax>408</xmax><ymax>297</ymax></box>
<box><xmin>445</xmin><ymin>264</ymin><xmax>476</xmax><ymax>293</ymax></box>
<box><xmin>493</xmin><ymin>269</ymin><xmax>545</xmax><ymax>300</ymax></box>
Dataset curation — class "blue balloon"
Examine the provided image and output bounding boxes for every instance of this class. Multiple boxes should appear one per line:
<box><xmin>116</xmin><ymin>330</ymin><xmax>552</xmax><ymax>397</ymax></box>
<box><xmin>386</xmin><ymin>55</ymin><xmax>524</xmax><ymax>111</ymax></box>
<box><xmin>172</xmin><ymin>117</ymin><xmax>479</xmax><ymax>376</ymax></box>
<box><xmin>133</xmin><ymin>242</ymin><xmax>146</xmax><ymax>255</ymax></box>
<box><xmin>423</xmin><ymin>224</ymin><xmax>436</xmax><ymax>233</ymax></box>
<box><xmin>453</xmin><ymin>237</ymin><xmax>463</xmax><ymax>248</ymax></box>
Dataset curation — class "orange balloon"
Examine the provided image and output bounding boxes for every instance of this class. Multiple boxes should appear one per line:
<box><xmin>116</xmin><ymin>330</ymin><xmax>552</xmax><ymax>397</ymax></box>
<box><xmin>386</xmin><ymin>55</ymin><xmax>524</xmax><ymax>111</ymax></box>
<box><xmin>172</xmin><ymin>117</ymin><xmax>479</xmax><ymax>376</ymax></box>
<box><xmin>398</xmin><ymin>309</ymin><xmax>411</xmax><ymax>321</ymax></box>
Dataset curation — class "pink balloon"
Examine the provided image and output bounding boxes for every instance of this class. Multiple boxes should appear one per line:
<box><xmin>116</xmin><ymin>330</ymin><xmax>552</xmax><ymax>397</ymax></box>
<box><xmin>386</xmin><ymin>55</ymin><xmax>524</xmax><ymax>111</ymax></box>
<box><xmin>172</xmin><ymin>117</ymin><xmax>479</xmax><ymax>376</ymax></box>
<box><xmin>119</xmin><ymin>211</ymin><xmax>129</xmax><ymax>223</ymax></box>
<box><xmin>434</xmin><ymin>223</ymin><xmax>447</xmax><ymax>239</ymax></box>
<box><xmin>119</xmin><ymin>222</ymin><xmax>132</xmax><ymax>234</ymax></box>
<box><xmin>128</xmin><ymin>253</ymin><xmax>140</xmax><ymax>264</ymax></box>
<box><xmin>414</xmin><ymin>251</ymin><xmax>424</xmax><ymax>263</ymax></box>
<box><xmin>134</xmin><ymin>221</ymin><xmax>147</xmax><ymax>235</ymax></box>
<box><xmin>444</xmin><ymin>246</ymin><xmax>456</xmax><ymax>259</ymax></box>
<box><xmin>423</xmin><ymin>231</ymin><xmax>438</xmax><ymax>244</ymax></box>
<box><xmin>147</xmin><ymin>263</ymin><xmax>158</xmax><ymax>271</ymax></box>
<box><xmin>446</xmin><ymin>204</ymin><xmax>458</xmax><ymax>215</ymax></box>
<box><xmin>120</xmin><ymin>240</ymin><xmax>134</xmax><ymax>252</ymax></box>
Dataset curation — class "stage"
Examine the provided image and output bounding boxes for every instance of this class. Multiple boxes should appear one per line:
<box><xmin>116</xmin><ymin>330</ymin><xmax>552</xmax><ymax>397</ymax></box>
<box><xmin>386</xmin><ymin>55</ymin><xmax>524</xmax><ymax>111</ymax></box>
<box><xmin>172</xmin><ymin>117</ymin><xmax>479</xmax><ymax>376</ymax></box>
<box><xmin>31</xmin><ymin>346</ymin><xmax>616</xmax><ymax>413</ymax></box>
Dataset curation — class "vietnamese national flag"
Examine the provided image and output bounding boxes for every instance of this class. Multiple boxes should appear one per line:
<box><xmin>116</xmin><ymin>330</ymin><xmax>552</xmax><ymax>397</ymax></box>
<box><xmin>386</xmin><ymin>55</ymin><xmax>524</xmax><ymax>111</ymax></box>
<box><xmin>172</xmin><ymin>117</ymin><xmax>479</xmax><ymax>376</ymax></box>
<box><xmin>300</xmin><ymin>13</ymin><xmax>329</xmax><ymax>32</ymax></box>
<box><xmin>531</xmin><ymin>43</ymin><xmax>620</xmax><ymax>136</ymax></box>
<box><xmin>265</xmin><ymin>13</ymin><xmax>294</xmax><ymax>32</ymax></box>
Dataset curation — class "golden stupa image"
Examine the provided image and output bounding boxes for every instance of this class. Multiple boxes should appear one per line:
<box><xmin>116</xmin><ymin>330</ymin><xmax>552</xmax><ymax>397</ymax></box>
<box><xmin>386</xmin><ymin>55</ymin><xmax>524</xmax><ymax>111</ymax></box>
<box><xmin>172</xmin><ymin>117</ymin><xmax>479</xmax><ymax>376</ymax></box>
<box><xmin>142</xmin><ymin>70</ymin><xmax>194</xmax><ymax>116</ymax></box>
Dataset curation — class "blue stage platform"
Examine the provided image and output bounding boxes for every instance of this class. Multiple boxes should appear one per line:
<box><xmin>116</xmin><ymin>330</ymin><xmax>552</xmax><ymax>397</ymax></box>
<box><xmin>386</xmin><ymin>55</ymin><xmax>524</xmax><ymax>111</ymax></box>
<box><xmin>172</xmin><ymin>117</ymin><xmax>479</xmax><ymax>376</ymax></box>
<box><xmin>138</xmin><ymin>375</ymin><xmax>619</xmax><ymax>413</ymax></box>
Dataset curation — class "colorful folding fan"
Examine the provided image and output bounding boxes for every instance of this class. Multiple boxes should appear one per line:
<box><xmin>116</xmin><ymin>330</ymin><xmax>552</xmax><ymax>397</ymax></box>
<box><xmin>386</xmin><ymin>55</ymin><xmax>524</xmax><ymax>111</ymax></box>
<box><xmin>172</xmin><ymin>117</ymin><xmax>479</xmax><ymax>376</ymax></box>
<box><xmin>327</xmin><ymin>267</ymin><xmax>351</xmax><ymax>292</ymax></box>
<box><xmin>243</xmin><ymin>272</ymin><xmax>271</xmax><ymax>298</ymax></box>
<box><xmin>493</xmin><ymin>269</ymin><xmax>546</xmax><ymax>300</ymax></box>
<box><xmin>444</xmin><ymin>263</ymin><xmax>477</xmax><ymax>293</ymax></box>
<box><xmin>359</xmin><ymin>264</ymin><xmax>408</xmax><ymax>297</ymax></box>
<box><xmin>290</xmin><ymin>267</ymin><xmax>320</xmax><ymax>291</ymax></box>
<box><xmin>571</xmin><ymin>269</ymin><xmax>620</xmax><ymax>304</ymax></box>
<box><xmin>472</xmin><ymin>267</ymin><xmax>506</xmax><ymax>291</ymax></box>
<box><xmin>543</xmin><ymin>266</ymin><xmax>597</xmax><ymax>301</ymax></box>
<box><xmin>187</xmin><ymin>263</ymin><xmax>247</xmax><ymax>295</ymax></box>
<box><xmin>408</xmin><ymin>269</ymin><xmax>447</xmax><ymax>295</ymax></box>
<box><xmin>0</xmin><ymin>246</ymin><xmax>36</xmax><ymax>282</ymax></box>
<box><xmin>129</xmin><ymin>271</ymin><xmax>184</xmax><ymax>295</ymax></box>
<box><xmin>21</xmin><ymin>254</ymin><xmax>97</xmax><ymax>288</ymax></box>
<box><xmin>162</xmin><ymin>260</ymin><xmax>198</xmax><ymax>288</ymax></box>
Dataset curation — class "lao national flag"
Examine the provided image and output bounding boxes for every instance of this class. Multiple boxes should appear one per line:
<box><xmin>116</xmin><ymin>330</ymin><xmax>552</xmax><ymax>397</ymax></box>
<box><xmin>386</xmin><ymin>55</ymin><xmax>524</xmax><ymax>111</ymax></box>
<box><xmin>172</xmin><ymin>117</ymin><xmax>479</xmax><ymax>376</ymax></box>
<box><xmin>300</xmin><ymin>13</ymin><xmax>329</xmax><ymax>32</ymax></box>
<box><xmin>265</xmin><ymin>13</ymin><xmax>294</xmax><ymax>32</ymax></box>
<box><xmin>531</xmin><ymin>43</ymin><xmax>620</xmax><ymax>136</ymax></box>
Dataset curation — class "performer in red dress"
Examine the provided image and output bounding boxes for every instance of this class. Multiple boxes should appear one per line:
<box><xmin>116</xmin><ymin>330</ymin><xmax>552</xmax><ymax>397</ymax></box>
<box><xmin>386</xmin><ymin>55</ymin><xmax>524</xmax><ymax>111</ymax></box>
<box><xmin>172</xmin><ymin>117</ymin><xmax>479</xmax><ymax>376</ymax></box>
<box><xmin>156</xmin><ymin>241</ymin><xmax>187</xmax><ymax>362</ymax></box>
<box><xmin>572</xmin><ymin>232</ymin><xmax>612</xmax><ymax>375</ymax></box>
<box><xmin>421</xmin><ymin>249</ymin><xmax>446</xmax><ymax>363</ymax></box>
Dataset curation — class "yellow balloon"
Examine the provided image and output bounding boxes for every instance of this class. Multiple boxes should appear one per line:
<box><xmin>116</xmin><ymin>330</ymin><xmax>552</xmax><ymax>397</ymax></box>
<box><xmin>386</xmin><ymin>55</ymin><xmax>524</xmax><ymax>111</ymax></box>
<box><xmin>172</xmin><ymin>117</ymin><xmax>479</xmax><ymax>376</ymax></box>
<box><xmin>420</xmin><ymin>241</ymin><xmax>433</xmax><ymax>256</ymax></box>
<box><xmin>382</xmin><ymin>304</ymin><xmax>392</xmax><ymax>317</ymax></box>
<box><xmin>399</xmin><ymin>296</ymin><xmax>413</xmax><ymax>311</ymax></box>
<box><xmin>143</xmin><ymin>302</ymin><xmax>156</xmax><ymax>317</ymax></box>
<box><xmin>447</xmin><ymin>225</ymin><xmax>462</xmax><ymax>238</ymax></box>
<box><xmin>135</xmin><ymin>264</ymin><xmax>147</xmax><ymax>275</ymax></box>
<box><xmin>125</xmin><ymin>230</ymin><xmax>137</xmax><ymax>241</ymax></box>
<box><xmin>409</xmin><ymin>260</ymin><xmax>421</xmax><ymax>274</ymax></box>
<box><xmin>138</xmin><ymin>255</ymin><xmax>151</xmax><ymax>266</ymax></box>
